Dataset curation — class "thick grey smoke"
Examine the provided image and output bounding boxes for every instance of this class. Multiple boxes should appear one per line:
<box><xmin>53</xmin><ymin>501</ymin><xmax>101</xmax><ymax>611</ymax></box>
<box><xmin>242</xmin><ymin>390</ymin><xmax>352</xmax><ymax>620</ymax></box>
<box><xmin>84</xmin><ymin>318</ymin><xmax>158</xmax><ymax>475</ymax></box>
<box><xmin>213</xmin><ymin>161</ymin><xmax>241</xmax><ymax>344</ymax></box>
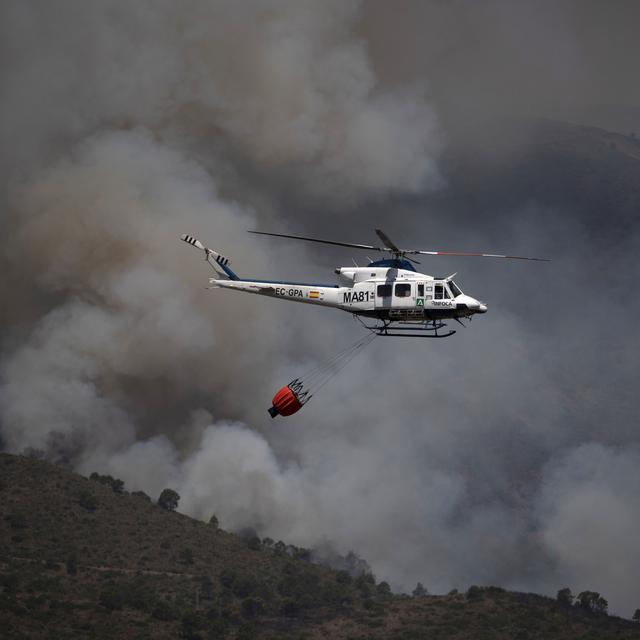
<box><xmin>536</xmin><ymin>444</ymin><xmax>640</xmax><ymax>613</ymax></box>
<box><xmin>2</xmin><ymin>0</ymin><xmax>639</xmax><ymax>617</ymax></box>
<box><xmin>362</xmin><ymin>0</ymin><xmax>640</xmax><ymax>137</ymax></box>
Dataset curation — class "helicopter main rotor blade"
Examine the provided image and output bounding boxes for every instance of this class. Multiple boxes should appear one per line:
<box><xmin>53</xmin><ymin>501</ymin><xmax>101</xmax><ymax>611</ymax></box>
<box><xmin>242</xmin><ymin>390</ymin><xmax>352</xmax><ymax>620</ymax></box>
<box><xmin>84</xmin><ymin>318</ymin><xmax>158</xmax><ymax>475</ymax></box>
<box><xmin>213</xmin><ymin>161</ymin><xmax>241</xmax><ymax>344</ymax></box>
<box><xmin>248</xmin><ymin>230</ymin><xmax>385</xmax><ymax>252</ymax></box>
<box><xmin>374</xmin><ymin>228</ymin><xmax>401</xmax><ymax>253</ymax></box>
<box><xmin>409</xmin><ymin>249</ymin><xmax>550</xmax><ymax>261</ymax></box>
<box><xmin>249</xmin><ymin>230</ymin><xmax>550</xmax><ymax>262</ymax></box>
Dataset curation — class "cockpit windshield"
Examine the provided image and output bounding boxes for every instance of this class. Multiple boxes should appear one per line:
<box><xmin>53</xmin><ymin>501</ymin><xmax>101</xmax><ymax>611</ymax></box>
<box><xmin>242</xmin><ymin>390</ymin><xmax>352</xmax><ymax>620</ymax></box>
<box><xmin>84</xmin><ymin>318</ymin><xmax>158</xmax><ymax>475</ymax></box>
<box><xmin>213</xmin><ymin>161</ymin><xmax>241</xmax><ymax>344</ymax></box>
<box><xmin>448</xmin><ymin>280</ymin><xmax>463</xmax><ymax>297</ymax></box>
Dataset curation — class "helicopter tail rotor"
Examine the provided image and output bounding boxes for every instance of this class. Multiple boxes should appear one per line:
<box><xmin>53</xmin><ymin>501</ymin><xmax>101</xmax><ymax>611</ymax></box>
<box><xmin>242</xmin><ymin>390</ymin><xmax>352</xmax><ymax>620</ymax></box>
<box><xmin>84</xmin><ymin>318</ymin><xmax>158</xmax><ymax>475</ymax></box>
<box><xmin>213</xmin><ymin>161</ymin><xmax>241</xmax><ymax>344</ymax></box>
<box><xmin>181</xmin><ymin>234</ymin><xmax>238</xmax><ymax>280</ymax></box>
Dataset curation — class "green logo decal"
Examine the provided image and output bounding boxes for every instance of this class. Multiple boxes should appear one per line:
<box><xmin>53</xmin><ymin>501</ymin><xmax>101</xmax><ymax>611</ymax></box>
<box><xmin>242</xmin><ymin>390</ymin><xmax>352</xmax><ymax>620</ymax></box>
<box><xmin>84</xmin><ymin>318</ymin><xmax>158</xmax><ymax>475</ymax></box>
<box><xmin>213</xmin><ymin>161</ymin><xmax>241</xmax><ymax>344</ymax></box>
<box><xmin>416</xmin><ymin>298</ymin><xmax>424</xmax><ymax>307</ymax></box>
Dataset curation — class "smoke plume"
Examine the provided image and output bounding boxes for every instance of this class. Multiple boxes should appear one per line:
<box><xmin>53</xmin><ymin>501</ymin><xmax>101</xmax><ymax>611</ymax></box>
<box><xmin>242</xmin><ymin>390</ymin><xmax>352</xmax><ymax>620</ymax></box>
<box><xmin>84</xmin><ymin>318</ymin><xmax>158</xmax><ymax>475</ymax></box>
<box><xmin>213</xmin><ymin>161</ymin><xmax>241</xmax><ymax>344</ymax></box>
<box><xmin>2</xmin><ymin>0</ymin><xmax>639</xmax><ymax>616</ymax></box>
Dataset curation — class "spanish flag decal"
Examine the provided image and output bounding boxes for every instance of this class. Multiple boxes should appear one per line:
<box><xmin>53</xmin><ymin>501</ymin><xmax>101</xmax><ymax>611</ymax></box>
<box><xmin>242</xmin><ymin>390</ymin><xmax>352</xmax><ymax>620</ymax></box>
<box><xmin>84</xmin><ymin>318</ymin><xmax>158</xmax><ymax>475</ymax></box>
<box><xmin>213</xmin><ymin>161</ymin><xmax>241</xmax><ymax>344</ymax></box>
<box><xmin>309</xmin><ymin>291</ymin><xmax>320</xmax><ymax>299</ymax></box>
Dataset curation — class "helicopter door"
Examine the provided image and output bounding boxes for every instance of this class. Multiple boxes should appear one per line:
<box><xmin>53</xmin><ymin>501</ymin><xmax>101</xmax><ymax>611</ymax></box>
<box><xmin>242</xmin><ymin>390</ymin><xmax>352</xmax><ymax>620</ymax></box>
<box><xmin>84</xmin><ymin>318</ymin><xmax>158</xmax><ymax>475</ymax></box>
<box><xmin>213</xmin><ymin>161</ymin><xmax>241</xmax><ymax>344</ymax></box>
<box><xmin>393</xmin><ymin>282</ymin><xmax>414</xmax><ymax>309</ymax></box>
<box><xmin>375</xmin><ymin>283</ymin><xmax>393</xmax><ymax>310</ymax></box>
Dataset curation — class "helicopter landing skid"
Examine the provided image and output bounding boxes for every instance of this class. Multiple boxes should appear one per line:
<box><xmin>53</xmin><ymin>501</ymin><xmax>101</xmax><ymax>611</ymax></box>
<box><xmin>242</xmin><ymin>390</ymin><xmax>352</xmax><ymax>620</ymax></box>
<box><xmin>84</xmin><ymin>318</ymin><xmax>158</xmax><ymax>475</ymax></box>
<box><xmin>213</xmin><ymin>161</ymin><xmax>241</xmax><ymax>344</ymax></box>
<box><xmin>362</xmin><ymin>319</ymin><xmax>456</xmax><ymax>339</ymax></box>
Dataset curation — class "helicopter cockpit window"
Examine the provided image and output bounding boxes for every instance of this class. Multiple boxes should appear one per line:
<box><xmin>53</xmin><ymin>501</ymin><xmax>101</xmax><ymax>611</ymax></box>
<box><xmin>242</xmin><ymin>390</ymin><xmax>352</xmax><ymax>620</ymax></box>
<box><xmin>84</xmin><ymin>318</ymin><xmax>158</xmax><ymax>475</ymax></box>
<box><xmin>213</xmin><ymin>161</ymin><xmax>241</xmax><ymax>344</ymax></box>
<box><xmin>395</xmin><ymin>283</ymin><xmax>411</xmax><ymax>297</ymax></box>
<box><xmin>434</xmin><ymin>284</ymin><xmax>444</xmax><ymax>300</ymax></box>
<box><xmin>377</xmin><ymin>284</ymin><xmax>392</xmax><ymax>297</ymax></box>
<box><xmin>449</xmin><ymin>281</ymin><xmax>462</xmax><ymax>297</ymax></box>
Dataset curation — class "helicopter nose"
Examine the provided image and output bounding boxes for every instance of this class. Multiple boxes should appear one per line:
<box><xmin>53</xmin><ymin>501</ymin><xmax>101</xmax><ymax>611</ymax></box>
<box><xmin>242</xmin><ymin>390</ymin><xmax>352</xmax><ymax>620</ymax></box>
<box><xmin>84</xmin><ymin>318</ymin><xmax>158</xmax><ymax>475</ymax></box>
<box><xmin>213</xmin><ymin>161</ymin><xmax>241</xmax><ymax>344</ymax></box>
<box><xmin>457</xmin><ymin>295</ymin><xmax>487</xmax><ymax>314</ymax></box>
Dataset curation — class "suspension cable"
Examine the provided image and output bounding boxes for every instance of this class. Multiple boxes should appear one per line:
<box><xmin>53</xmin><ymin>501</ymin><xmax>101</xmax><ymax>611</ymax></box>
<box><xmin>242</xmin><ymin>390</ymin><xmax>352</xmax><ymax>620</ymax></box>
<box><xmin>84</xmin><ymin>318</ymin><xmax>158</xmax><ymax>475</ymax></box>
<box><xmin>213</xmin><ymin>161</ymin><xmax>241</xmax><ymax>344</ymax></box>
<box><xmin>289</xmin><ymin>332</ymin><xmax>377</xmax><ymax>402</ymax></box>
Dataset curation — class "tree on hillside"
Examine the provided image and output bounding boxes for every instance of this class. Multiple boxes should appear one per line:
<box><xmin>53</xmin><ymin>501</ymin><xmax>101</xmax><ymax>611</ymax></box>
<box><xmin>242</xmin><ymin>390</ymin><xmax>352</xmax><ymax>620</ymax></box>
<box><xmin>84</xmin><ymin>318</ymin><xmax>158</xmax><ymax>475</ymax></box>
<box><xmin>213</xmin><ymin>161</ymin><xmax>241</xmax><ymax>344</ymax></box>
<box><xmin>199</xmin><ymin>576</ymin><xmax>214</xmax><ymax>601</ymax></box>
<box><xmin>78</xmin><ymin>488</ymin><xmax>97</xmax><ymax>512</ymax></box>
<box><xmin>66</xmin><ymin>552</ymin><xmax>78</xmax><ymax>576</ymax></box>
<box><xmin>632</xmin><ymin>609</ymin><xmax>640</xmax><ymax>623</ymax></box>
<box><xmin>413</xmin><ymin>582</ymin><xmax>428</xmax><ymax>597</ymax></box>
<box><xmin>157</xmin><ymin>488</ymin><xmax>180</xmax><ymax>511</ymax></box>
<box><xmin>355</xmin><ymin>572</ymin><xmax>376</xmax><ymax>598</ymax></box>
<box><xmin>246</xmin><ymin>536</ymin><xmax>261</xmax><ymax>551</ymax></box>
<box><xmin>576</xmin><ymin>591</ymin><xmax>608</xmax><ymax>614</ymax></box>
<box><xmin>241</xmin><ymin>596</ymin><xmax>265</xmax><ymax>619</ymax></box>
<box><xmin>209</xmin><ymin>514</ymin><xmax>219</xmax><ymax>529</ymax></box>
<box><xmin>336</xmin><ymin>570</ymin><xmax>352</xmax><ymax>585</ymax></box>
<box><xmin>179</xmin><ymin>547</ymin><xmax>194</xmax><ymax>565</ymax></box>
<box><xmin>466</xmin><ymin>585</ymin><xmax>483</xmax><ymax>600</ymax></box>
<box><xmin>180</xmin><ymin>610</ymin><xmax>204</xmax><ymax>640</ymax></box>
<box><xmin>557</xmin><ymin>587</ymin><xmax>574</xmax><ymax>607</ymax></box>
<box><xmin>99</xmin><ymin>582</ymin><xmax>126</xmax><ymax>611</ymax></box>
<box><xmin>90</xmin><ymin>472</ymin><xmax>125</xmax><ymax>493</ymax></box>
<box><xmin>344</xmin><ymin>550</ymin><xmax>371</xmax><ymax>577</ymax></box>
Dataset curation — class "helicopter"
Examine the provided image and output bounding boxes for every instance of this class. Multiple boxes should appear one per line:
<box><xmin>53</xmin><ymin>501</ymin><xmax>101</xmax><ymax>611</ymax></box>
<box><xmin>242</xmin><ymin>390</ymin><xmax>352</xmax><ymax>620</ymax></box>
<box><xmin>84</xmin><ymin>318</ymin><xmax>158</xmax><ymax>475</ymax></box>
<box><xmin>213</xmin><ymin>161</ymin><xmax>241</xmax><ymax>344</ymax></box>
<box><xmin>181</xmin><ymin>229</ymin><xmax>549</xmax><ymax>338</ymax></box>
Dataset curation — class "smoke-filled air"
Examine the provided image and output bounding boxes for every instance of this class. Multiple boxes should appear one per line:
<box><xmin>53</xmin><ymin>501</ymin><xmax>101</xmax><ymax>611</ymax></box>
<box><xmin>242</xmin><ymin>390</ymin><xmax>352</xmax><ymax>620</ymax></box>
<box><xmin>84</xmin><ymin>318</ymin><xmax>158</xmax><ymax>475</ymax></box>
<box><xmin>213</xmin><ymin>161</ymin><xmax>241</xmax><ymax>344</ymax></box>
<box><xmin>2</xmin><ymin>0</ymin><xmax>639</xmax><ymax>616</ymax></box>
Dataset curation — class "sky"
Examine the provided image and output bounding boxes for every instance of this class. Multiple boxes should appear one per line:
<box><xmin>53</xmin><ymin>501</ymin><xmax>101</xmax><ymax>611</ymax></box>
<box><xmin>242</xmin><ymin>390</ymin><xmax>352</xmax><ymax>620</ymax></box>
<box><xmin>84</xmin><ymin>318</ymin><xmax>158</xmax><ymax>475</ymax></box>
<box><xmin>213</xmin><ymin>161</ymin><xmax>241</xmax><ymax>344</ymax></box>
<box><xmin>1</xmin><ymin>0</ymin><xmax>639</xmax><ymax>616</ymax></box>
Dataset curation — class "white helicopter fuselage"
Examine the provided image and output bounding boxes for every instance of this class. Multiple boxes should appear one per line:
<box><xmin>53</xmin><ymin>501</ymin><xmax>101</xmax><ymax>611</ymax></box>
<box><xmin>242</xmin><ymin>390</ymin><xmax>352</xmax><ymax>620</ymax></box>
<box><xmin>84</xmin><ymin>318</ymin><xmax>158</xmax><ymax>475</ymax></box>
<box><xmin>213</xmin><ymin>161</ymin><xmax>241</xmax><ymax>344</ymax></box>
<box><xmin>181</xmin><ymin>229</ymin><xmax>549</xmax><ymax>337</ymax></box>
<box><xmin>211</xmin><ymin>264</ymin><xmax>487</xmax><ymax>321</ymax></box>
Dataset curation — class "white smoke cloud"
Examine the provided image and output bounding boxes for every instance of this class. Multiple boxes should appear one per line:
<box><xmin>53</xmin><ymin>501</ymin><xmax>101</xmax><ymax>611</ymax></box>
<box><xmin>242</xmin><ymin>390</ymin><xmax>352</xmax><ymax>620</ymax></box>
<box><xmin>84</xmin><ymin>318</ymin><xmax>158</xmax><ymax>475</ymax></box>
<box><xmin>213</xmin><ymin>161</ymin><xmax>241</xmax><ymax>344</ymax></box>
<box><xmin>0</xmin><ymin>127</ymin><xmax>282</xmax><ymax>454</ymax></box>
<box><xmin>0</xmin><ymin>0</ymin><xmax>443</xmax><ymax>202</ymax></box>
<box><xmin>536</xmin><ymin>444</ymin><xmax>640</xmax><ymax>615</ymax></box>
<box><xmin>179</xmin><ymin>422</ymin><xmax>306</xmax><ymax>530</ymax></box>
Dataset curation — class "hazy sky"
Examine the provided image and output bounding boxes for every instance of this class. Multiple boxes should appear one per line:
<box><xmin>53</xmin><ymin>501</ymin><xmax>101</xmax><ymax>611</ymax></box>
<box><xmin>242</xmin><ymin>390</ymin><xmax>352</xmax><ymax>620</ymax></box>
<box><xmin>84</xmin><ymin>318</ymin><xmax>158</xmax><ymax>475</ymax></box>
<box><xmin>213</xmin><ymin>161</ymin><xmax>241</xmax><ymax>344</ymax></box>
<box><xmin>1</xmin><ymin>0</ymin><xmax>639</xmax><ymax>616</ymax></box>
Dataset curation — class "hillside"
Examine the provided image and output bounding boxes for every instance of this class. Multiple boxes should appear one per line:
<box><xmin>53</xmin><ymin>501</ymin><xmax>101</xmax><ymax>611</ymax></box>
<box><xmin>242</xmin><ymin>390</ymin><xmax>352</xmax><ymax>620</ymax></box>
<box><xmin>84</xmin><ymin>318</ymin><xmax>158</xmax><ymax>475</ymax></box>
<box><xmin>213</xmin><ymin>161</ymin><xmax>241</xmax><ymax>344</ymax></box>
<box><xmin>1</xmin><ymin>453</ymin><xmax>640</xmax><ymax>639</ymax></box>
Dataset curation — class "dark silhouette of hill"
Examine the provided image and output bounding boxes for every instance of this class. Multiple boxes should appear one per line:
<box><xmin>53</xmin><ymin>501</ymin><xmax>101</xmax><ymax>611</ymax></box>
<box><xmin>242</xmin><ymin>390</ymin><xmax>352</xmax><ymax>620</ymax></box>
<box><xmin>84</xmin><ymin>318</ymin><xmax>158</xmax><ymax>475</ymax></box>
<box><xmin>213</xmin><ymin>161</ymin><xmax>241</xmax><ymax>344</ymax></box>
<box><xmin>2</xmin><ymin>453</ymin><xmax>640</xmax><ymax>639</ymax></box>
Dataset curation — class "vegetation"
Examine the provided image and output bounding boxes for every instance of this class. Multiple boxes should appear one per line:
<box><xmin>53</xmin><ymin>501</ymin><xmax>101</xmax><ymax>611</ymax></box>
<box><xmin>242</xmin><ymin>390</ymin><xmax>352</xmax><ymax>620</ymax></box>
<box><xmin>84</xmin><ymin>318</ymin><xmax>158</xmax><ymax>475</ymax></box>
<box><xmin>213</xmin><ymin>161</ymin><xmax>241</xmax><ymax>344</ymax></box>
<box><xmin>77</xmin><ymin>488</ymin><xmax>97</xmax><ymax>512</ymax></box>
<box><xmin>1</xmin><ymin>452</ymin><xmax>640</xmax><ymax>639</ymax></box>
<box><xmin>90</xmin><ymin>472</ymin><xmax>125</xmax><ymax>494</ymax></box>
<box><xmin>576</xmin><ymin>590</ymin><xmax>609</xmax><ymax>614</ymax></box>
<box><xmin>157</xmin><ymin>487</ymin><xmax>180</xmax><ymax>511</ymax></box>
<box><xmin>557</xmin><ymin>587</ymin><xmax>574</xmax><ymax>607</ymax></box>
